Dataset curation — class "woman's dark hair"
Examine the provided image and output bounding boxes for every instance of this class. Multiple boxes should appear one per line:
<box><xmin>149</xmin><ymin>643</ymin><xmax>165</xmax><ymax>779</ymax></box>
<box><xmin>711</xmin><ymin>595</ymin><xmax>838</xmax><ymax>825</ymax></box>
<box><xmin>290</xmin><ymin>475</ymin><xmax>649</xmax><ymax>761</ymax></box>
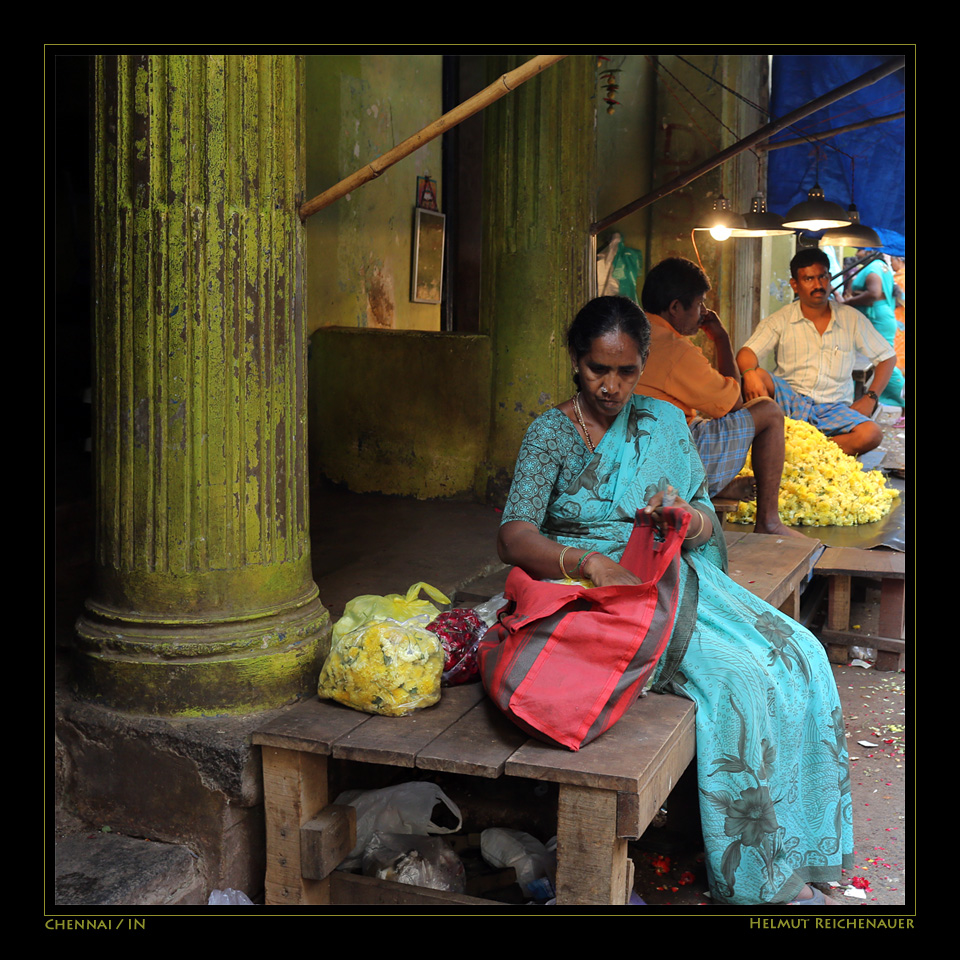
<box><xmin>567</xmin><ymin>296</ymin><xmax>650</xmax><ymax>387</ymax></box>
<box><xmin>640</xmin><ymin>257</ymin><xmax>710</xmax><ymax>315</ymax></box>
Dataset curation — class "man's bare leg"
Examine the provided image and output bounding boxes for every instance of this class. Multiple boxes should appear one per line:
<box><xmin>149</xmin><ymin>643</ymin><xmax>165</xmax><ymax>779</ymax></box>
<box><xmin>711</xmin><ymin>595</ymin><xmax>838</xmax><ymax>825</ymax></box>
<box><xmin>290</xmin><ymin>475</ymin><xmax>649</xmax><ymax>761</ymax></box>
<box><xmin>831</xmin><ymin>421</ymin><xmax>883</xmax><ymax>456</ymax></box>
<box><xmin>716</xmin><ymin>475</ymin><xmax>756</xmax><ymax>501</ymax></box>
<box><xmin>745</xmin><ymin>398</ymin><xmax>806</xmax><ymax>539</ymax></box>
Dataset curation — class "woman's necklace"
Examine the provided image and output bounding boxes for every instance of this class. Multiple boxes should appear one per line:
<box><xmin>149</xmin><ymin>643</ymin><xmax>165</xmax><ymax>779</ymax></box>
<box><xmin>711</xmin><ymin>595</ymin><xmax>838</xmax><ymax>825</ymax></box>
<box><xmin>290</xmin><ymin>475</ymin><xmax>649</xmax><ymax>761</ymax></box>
<box><xmin>572</xmin><ymin>393</ymin><xmax>596</xmax><ymax>452</ymax></box>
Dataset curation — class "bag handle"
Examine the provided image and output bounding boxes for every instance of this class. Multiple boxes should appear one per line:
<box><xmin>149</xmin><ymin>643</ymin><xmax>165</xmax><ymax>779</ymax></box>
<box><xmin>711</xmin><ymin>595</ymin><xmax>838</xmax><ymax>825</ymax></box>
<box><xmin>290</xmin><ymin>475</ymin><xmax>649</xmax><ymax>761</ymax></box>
<box><xmin>619</xmin><ymin>506</ymin><xmax>691</xmax><ymax>579</ymax></box>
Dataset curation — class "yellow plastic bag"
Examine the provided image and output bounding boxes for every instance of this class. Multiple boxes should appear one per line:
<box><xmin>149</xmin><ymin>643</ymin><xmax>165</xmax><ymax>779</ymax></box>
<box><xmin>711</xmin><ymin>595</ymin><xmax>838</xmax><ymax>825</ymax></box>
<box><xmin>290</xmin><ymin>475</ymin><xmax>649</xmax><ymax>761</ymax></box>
<box><xmin>330</xmin><ymin>582</ymin><xmax>451</xmax><ymax>646</ymax></box>
<box><xmin>319</xmin><ymin>583</ymin><xmax>451</xmax><ymax>717</ymax></box>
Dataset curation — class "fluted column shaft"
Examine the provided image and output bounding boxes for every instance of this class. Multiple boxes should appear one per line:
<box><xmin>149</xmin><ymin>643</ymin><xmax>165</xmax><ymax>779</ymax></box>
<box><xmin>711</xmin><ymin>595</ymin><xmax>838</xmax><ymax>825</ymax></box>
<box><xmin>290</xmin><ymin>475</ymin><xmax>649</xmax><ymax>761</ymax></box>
<box><xmin>479</xmin><ymin>55</ymin><xmax>597</xmax><ymax>499</ymax></box>
<box><xmin>77</xmin><ymin>54</ymin><xmax>328</xmax><ymax>715</ymax></box>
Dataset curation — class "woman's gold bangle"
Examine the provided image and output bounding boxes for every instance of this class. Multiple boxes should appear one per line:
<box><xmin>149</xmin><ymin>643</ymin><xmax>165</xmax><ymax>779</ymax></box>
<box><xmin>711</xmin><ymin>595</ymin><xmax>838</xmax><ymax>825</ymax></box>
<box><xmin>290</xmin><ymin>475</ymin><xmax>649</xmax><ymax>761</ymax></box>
<box><xmin>683</xmin><ymin>510</ymin><xmax>706</xmax><ymax>541</ymax></box>
<box><xmin>559</xmin><ymin>545</ymin><xmax>572</xmax><ymax>578</ymax></box>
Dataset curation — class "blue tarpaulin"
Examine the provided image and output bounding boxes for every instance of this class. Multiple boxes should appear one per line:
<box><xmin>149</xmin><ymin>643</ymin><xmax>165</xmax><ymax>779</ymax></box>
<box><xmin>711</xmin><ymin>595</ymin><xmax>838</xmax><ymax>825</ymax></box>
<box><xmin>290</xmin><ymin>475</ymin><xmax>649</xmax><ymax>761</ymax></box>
<box><xmin>767</xmin><ymin>55</ymin><xmax>907</xmax><ymax>255</ymax></box>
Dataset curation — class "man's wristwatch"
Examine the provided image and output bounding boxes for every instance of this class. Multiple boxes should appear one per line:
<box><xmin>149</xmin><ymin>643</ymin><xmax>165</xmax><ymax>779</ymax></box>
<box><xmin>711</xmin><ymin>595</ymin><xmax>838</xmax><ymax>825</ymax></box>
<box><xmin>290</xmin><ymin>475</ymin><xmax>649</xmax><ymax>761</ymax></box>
<box><xmin>865</xmin><ymin>389</ymin><xmax>879</xmax><ymax>412</ymax></box>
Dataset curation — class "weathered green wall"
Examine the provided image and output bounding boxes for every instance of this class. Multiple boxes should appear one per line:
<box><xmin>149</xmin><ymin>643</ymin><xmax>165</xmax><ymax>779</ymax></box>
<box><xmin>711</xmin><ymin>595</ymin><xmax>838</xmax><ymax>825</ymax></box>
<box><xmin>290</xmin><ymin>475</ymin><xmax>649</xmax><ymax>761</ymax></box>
<box><xmin>480</xmin><ymin>55</ymin><xmax>598</xmax><ymax>503</ymax></box>
<box><xmin>595</xmin><ymin>56</ymin><xmax>658</xmax><ymax>294</ymax></box>
<box><xmin>304</xmin><ymin>54</ymin><xmax>443</xmax><ymax>334</ymax></box>
<box><xmin>310</xmin><ymin>327</ymin><xmax>492</xmax><ymax>498</ymax></box>
<box><xmin>597</xmin><ymin>55</ymin><xmax>768</xmax><ymax>352</ymax></box>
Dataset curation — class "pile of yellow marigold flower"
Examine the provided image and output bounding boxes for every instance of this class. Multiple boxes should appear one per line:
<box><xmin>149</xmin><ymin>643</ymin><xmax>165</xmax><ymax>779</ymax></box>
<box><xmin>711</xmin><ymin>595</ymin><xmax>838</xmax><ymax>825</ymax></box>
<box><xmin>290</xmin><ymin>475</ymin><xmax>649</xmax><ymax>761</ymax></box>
<box><xmin>730</xmin><ymin>417</ymin><xmax>900</xmax><ymax>527</ymax></box>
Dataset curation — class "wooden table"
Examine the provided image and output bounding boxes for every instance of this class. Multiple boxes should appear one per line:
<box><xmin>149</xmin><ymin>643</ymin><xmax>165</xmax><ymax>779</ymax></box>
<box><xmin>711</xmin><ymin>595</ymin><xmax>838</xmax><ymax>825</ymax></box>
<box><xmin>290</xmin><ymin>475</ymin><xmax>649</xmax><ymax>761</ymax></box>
<box><xmin>724</xmin><ymin>529</ymin><xmax>822</xmax><ymax>620</ymax></box>
<box><xmin>814</xmin><ymin>546</ymin><xmax>906</xmax><ymax>671</ymax></box>
<box><xmin>254</xmin><ymin>530</ymin><xmax>822</xmax><ymax>907</ymax></box>
<box><xmin>255</xmin><ymin>684</ymin><xmax>695</xmax><ymax>906</ymax></box>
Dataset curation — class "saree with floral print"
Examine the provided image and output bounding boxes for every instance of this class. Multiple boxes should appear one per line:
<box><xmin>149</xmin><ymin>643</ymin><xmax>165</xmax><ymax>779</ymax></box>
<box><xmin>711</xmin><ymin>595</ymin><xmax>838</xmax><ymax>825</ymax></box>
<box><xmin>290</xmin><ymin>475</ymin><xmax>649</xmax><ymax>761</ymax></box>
<box><xmin>501</xmin><ymin>396</ymin><xmax>854</xmax><ymax>904</ymax></box>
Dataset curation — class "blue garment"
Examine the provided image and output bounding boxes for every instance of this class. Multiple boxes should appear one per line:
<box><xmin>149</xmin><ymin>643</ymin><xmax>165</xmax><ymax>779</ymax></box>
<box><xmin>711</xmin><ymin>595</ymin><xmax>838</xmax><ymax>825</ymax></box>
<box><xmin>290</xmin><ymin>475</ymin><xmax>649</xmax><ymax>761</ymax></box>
<box><xmin>689</xmin><ymin>408</ymin><xmax>754</xmax><ymax>498</ymax></box>
<box><xmin>850</xmin><ymin>260</ymin><xmax>905</xmax><ymax>407</ymax></box>
<box><xmin>771</xmin><ymin>375</ymin><xmax>873</xmax><ymax>436</ymax></box>
<box><xmin>502</xmin><ymin>396</ymin><xmax>854</xmax><ymax>905</ymax></box>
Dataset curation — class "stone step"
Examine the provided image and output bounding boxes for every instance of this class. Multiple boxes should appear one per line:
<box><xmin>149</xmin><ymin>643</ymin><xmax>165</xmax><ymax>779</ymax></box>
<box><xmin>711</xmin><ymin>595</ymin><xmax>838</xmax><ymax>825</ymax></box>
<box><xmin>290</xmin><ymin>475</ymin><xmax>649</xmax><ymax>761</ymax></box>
<box><xmin>55</xmin><ymin>832</ymin><xmax>206</xmax><ymax>906</ymax></box>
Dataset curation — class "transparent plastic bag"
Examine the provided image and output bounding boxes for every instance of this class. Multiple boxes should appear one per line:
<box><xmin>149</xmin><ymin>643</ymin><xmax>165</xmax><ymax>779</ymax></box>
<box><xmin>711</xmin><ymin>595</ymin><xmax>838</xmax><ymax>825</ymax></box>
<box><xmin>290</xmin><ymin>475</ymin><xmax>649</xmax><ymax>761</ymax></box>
<box><xmin>362</xmin><ymin>833</ymin><xmax>466</xmax><ymax>893</ymax></box>
<box><xmin>471</xmin><ymin>593</ymin><xmax>510</xmax><ymax>628</ymax></box>
<box><xmin>208</xmin><ymin>888</ymin><xmax>254</xmax><ymax>905</ymax></box>
<box><xmin>318</xmin><ymin>617</ymin><xmax>444</xmax><ymax>716</ymax></box>
<box><xmin>427</xmin><ymin>609</ymin><xmax>487</xmax><ymax>686</ymax></box>
<box><xmin>480</xmin><ymin>828</ymin><xmax>556</xmax><ymax>897</ymax></box>
<box><xmin>335</xmin><ymin>782</ymin><xmax>463</xmax><ymax>871</ymax></box>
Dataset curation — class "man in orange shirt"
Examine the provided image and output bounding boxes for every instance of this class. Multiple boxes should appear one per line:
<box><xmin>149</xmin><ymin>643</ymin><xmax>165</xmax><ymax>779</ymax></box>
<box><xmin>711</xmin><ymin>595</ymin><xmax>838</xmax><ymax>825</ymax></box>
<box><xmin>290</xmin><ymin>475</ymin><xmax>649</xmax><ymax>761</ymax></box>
<box><xmin>634</xmin><ymin>258</ymin><xmax>798</xmax><ymax>538</ymax></box>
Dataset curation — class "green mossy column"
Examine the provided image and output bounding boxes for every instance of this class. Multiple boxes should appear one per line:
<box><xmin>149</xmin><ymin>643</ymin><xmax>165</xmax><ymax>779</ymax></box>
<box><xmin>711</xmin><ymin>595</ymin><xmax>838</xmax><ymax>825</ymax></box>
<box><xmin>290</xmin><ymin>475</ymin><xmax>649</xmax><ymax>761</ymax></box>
<box><xmin>479</xmin><ymin>55</ymin><xmax>597</xmax><ymax>502</ymax></box>
<box><xmin>76</xmin><ymin>55</ymin><xmax>329</xmax><ymax>716</ymax></box>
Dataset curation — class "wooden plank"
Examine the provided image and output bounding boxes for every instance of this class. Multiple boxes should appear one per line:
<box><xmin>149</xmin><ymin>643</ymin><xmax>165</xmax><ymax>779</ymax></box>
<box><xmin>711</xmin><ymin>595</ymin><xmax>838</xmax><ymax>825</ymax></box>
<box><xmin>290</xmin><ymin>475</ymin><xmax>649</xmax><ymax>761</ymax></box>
<box><xmin>261</xmin><ymin>746</ymin><xmax>329</xmax><ymax>906</ymax></box>
<box><xmin>778</xmin><ymin>588</ymin><xmax>801</xmax><ymax>621</ymax></box>
<box><xmin>505</xmin><ymin>693</ymin><xmax>696</xmax><ymax>794</ymax></box>
<box><xmin>555</xmin><ymin>784</ymin><xmax>630</xmax><ymax>905</ymax></box>
<box><xmin>332</xmin><ymin>683</ymin><xmax>486</xmax><ymax>767</ymax></box>
<box><xmin>725</xmin><ymin>532</ymin><xmax>819</xmax><ymax>609</ymax></box>
<box><xmin>330</xmin><ymin>871</ymin><xmax>499</xmax><ymax>906</ymax></box>
<box><xmin>300</xmin><ymin>805</ymin><xmax>357</xmax><ymax>881</ymax></box>
<box><xmin>253</xmin><ymin>697</ymin><xmax>371</xmax><ymax>754</ymax></box>
<box><xmin>814</xmin><ymin>546</ymin><xmax>905</xmax><ymax>578</ymax></box>
<box><xmin>820</xmin><ymin>629</ymin><xmax>905</xmax><ymax>672</ymax></box>
<box><xmin>417</xmin><ymin>695</ymin><xmax>530</xmax><ymax>778</ymax></box>
<box><xmin>818</xmin><ymin>629</ymin><xmax>905</xmax><ymax>656</ymax></box>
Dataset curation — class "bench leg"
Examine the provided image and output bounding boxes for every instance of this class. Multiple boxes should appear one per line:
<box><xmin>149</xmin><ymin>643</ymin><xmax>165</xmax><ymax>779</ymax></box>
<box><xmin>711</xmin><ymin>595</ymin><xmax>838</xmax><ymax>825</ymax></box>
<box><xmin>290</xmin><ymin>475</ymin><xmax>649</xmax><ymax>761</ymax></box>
<box><xmin>556</xmin><ymin>784</ymin><xmax>631</xmax><ymax>905</ymax></box>
<box><xmin>826</xmin><ymin>574</ymin><xmax>852</xmax><ymax>631</ymax></box>
<box><xmin>261</xmin><ymin>746</ymin><xmax>330</xmax><ymax>906</ymax></box>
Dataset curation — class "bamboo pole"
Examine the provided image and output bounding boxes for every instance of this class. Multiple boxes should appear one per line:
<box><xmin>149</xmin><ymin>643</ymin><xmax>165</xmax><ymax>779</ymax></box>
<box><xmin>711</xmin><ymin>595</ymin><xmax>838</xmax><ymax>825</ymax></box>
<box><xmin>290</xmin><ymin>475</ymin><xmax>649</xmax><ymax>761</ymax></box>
<box><xmin>756</xmin><ymin>111</ymin><xmax>905</xmax><ymax>151</ymax></box>
<box><xmin>298</xmin><ymin>55</ymin><xmax>567</xmax><ymax>222</ymax></box>
<box><xmin>590</xmin><ymin>56</ymin><xmax>905</xmax><ymax>236</ymax></box>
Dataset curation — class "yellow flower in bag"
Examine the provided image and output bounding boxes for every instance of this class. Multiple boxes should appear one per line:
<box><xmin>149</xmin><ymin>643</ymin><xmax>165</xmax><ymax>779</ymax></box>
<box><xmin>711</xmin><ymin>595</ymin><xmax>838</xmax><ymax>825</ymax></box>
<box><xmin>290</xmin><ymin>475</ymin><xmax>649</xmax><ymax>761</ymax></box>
<box><xmin>319</xmin><ymin>583</ymin><xmax>450</xmax><ymax>717</ymax></box>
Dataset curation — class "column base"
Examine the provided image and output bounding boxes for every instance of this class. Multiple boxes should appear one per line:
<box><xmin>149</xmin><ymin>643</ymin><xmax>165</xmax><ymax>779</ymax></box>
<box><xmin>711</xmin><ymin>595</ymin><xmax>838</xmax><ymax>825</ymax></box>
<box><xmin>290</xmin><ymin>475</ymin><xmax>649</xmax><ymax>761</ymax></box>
<box><xmin>74</xmin><ymin>595</ymin><xmax>330</xmax><ymax>716</ymax></box>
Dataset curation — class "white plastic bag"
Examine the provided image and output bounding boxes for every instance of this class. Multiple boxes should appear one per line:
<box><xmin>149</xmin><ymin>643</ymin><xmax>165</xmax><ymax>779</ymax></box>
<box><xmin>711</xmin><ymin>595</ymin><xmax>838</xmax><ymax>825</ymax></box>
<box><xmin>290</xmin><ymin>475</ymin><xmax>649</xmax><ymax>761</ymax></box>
<box><xmin>335</xmin><ymin>782</ymin><xmax>463</xmax><ymax>871</ymax></box>
<box><xmin>480</xmin><ymin>828</ymin><xmax>556</xmax><ymax>897</ymax></box>
<box><xmin>208</xmin><ymin>888</ymin><xmax>254</xmax><ymax>905</ymax></box>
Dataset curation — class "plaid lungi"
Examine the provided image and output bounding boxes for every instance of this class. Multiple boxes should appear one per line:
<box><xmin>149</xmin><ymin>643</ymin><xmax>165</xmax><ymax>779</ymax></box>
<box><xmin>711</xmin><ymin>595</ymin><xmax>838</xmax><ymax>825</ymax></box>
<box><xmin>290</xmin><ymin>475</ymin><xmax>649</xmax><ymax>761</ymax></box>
<box><xmin>771</xmin><ymin>376</ymin><xmax>871</xmax><ymax>436</ymax></box>
<box><xmin>689</xmin><ymin>408</ymin><xmax>753</xmax><ymax>498</ymax></box>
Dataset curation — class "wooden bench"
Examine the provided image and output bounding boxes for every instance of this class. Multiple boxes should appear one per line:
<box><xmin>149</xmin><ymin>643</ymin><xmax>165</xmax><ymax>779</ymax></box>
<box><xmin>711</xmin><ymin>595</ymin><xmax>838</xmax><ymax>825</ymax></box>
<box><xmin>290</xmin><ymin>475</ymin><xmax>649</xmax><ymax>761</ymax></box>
<box><xmin>814</xmin><ymin>546</ymin><xmax>906</xmax><ymax>671</ymax></box>
<box><xmin>253</xmin><ymin>531</ymin><xmax>821</xmax><ymax>907</ymax></box>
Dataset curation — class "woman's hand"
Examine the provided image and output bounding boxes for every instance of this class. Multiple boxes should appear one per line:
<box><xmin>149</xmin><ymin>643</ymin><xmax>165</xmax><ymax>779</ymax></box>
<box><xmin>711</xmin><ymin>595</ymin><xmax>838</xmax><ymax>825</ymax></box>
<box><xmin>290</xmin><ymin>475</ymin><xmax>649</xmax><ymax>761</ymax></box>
<box><xmin>644</xmin><ymin>486</ymin><xmax>713</xmax><ymax>548</ymax></box>
<box><xmin>580</xmin><ymin>552</ymin><xmax>642</xmax><ymax>587</ymax></box>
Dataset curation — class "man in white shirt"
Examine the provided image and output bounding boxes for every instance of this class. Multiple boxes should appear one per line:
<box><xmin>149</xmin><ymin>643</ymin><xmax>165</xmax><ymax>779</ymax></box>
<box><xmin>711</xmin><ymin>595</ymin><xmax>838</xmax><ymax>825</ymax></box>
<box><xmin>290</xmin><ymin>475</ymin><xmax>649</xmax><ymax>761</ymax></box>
<box><xmin>736</xmin><ymin>248</ymin><xmax>897</xmax><ymax>456</ymax></box>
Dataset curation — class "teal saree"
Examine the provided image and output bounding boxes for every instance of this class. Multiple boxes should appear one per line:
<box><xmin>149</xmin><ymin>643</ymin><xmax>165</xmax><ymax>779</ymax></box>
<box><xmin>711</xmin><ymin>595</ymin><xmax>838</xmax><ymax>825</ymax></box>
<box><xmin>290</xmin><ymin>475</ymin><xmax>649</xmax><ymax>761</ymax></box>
<box><xmin>502</xmin><ymin>396</ymin><xmax>854</xmax><ymax>905</ymax></box>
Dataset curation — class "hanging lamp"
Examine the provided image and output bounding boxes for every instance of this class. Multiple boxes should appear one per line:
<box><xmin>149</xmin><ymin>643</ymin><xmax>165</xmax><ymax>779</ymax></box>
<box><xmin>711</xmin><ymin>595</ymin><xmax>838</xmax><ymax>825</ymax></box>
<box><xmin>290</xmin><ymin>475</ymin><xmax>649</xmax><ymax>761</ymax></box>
<box><xmin>728</xmin><ymin>192</ymin><xmax>794</xmax><ymax>237</ymax></box>
<box><xmin>819</xmin><ymin>203</ymin><xmax>882</xmax><ymax>249</ymax></box>
<box><xmin>694</xmin><ymin>195</ymin><xmax>746</xmax><ymax>241</ymax></box>
<box><xmin>782</xmin><ymin>182</ymin><xmax>851</xmax><ymax>230</ymax></box>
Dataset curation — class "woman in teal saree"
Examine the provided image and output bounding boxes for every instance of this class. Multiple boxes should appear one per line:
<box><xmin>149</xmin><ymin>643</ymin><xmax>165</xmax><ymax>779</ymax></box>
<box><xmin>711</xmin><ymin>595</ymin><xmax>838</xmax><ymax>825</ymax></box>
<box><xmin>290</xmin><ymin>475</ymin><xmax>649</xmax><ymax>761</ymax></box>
<box><xmin>498</xmin><ymin>297</ymin><xmax>853</xmax><ymax>905</ymax></box>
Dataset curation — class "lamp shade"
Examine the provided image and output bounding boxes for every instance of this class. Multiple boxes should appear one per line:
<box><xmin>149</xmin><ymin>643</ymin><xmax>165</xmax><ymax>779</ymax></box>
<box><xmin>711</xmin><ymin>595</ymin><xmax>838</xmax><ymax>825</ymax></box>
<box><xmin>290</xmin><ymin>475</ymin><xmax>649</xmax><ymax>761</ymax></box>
<box><xmin>693</xmin><ymin>195</ymin><xmax>746</xmax><ymax>241</ymax></box>
<box><xmin>728</xmin><ymin>193</ymin><xmax>794</xmax><ymax>237</ymax></box>
<box><xmin>782</xmin><ymin>183</ymin><xmax>851</xmax><ymax>230</ymax></box>
<box><xmin>819</xmin><ymin>204</ymin><xmax>883</xmax><ymax>248</ymax></box>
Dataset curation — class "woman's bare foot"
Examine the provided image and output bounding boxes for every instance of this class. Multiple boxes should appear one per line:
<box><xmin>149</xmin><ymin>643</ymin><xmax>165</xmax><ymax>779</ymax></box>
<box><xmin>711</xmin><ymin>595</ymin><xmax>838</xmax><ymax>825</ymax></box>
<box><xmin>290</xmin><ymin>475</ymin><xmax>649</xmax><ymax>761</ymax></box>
<box><xmin>788</xmin><ymin>884</ymin><xmax>840</xmax><ymax>906</ymax></box>
<box><xmin>717</xmin><ymin>476</ymin><xmax>756</xmax><ymax>501</ymax></box>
